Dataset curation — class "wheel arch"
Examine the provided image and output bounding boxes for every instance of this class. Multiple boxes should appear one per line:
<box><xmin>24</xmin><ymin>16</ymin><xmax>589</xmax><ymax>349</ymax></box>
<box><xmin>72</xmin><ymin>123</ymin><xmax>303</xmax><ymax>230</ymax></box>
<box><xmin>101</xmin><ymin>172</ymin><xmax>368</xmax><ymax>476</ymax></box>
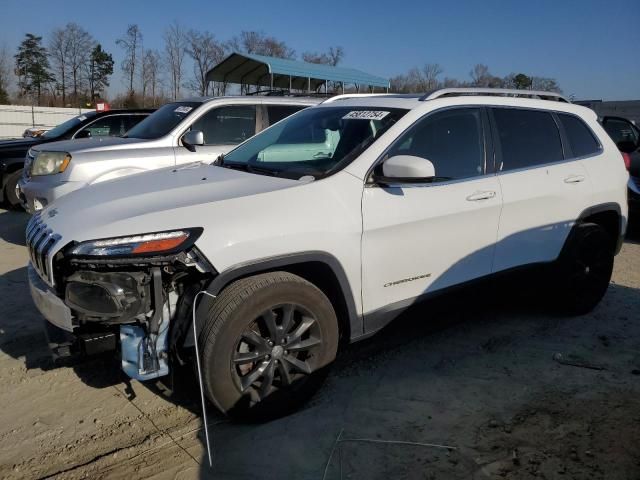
<box><xmin>202</xmin><ymin>252</ymin><xmax>361</xmax><ymax>344</ymax></box>
<box><xmin>576</xmin><ymin>202</ymin><xmax>624</xmax><ymax>254</ymax></box>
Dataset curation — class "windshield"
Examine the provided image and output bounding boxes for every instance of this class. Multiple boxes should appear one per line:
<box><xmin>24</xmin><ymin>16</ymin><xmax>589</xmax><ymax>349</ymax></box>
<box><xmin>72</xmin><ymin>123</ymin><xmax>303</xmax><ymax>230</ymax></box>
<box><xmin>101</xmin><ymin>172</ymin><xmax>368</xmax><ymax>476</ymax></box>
<box><xmin>42</xmin><ymin>112</ymin><xmax>97</xmax><ymax>139</ymax></box>
<box><xmin>221</xmin><ymin>106</ymin><xmax>408</xmax><ymax>180</ymax></box>
<box><xmin>125</xmin><ymin>102</ymin><xmax>201</xmax><ymax>139</ymax></box>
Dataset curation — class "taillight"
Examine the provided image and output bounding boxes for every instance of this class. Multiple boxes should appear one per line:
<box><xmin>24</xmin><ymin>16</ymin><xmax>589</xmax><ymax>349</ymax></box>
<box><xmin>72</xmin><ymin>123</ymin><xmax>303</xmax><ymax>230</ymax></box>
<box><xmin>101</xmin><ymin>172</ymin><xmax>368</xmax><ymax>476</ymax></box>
<box><xmin>622</xmin><ymin>152</ymin><xmax>631</xmax><ymax>171</ymax></box>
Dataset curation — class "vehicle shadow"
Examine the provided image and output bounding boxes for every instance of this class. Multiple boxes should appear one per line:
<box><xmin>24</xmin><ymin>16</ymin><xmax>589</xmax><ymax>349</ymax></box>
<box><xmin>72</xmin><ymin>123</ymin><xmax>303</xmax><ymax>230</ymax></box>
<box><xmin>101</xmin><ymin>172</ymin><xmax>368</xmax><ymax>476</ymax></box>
<box><xmin>0</xmin><ymin>208</ymin><xmax>29</xmax><ymax>247</ymax></box>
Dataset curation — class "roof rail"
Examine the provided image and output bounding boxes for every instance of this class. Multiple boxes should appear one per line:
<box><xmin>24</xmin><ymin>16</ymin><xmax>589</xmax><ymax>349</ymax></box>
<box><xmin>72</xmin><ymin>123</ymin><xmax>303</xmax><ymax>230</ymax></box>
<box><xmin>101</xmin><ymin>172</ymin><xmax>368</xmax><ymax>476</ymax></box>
<box><xmin>420</xmin><ymin>88</ymin><xmax>570</xmax><ymax>103</ymax></box>
<box><xmin>322</xmin><ymin>93</ymin><xmax>393</xmax><ymax>104</ymax></box>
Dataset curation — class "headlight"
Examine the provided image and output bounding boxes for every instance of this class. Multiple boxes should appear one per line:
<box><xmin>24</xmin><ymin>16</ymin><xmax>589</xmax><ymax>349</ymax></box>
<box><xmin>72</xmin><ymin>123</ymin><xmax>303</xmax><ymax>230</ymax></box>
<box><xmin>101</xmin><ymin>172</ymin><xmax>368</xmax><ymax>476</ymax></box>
<box><xmin>31</xmin><ymin>151</ymin><xmax>71</xmax><ymax>176</ymax></box>
<box><xmin>69</xmin><ymin>229</ymin><xmax>201</xmax><ymax>257</ymax></box>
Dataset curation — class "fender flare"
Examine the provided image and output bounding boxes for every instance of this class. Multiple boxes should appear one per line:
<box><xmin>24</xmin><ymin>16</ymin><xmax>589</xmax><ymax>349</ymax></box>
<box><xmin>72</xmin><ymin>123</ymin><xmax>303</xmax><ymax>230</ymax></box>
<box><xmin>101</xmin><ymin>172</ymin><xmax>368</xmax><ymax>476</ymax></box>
<box><xmin>197</xmin><ymin>251</ymin><xmax>362</xmax><ymax>341</ymax></box>
<box><xmin>565</xmin><ymin>202</ymin><xmax>625</xmax><ymax>255</ymax></box>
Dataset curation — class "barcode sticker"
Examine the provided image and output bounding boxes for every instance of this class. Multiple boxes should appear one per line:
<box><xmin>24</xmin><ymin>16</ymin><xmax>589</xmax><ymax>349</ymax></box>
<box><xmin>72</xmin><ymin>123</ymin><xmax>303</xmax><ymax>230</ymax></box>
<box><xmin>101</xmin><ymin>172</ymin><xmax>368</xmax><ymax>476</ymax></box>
<box><xmin>343</xmin><ymin>111</ymin><xmax>390</xmax><ymax>120</ymax></box>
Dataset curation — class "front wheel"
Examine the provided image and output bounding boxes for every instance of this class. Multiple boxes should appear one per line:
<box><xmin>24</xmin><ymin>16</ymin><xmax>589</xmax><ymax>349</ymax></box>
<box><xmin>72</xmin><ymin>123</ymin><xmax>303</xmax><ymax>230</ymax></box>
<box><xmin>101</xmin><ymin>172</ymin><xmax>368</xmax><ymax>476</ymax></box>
<box><xmin>197</xmin><ymin>272</ymin><xmax>339</xmax><ymax>420</ymax></box>
<box><xmin>3</xmin><ymin>169</ymin><xmax>23</xmax><ymax>209</ymax></box>
<box><xmin>552</xmin><ymin>223</ymin><xmax>614</xmax><ymax>315</ymax></box>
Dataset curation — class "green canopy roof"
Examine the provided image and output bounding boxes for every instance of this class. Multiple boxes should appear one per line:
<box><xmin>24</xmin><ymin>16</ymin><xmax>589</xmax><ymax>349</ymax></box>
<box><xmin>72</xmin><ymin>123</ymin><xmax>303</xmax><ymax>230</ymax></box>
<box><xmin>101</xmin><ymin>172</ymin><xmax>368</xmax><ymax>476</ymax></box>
<box><xmin>206</xmin><ymin>52</ymin><xmax>389</xmax><ymax>91</ymax></box>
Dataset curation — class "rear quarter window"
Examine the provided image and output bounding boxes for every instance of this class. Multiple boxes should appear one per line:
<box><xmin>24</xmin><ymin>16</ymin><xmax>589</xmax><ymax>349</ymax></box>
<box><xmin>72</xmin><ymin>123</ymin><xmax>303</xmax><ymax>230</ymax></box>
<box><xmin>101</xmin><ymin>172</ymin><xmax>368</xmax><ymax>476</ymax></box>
<box><xmin>558</xmin><ymin>113</ymin><xmax>600</xmax><ymax>158</ymax></box>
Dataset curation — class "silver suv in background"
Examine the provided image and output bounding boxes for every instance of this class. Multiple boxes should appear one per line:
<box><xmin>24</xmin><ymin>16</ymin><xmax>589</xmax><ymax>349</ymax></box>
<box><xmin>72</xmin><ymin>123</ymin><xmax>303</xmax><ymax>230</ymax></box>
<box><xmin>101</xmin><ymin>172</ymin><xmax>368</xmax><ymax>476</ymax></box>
<box><xmin>19</xmin><ymin>96</ymin><xmax>319</xmax><ymax>213</ymax></box>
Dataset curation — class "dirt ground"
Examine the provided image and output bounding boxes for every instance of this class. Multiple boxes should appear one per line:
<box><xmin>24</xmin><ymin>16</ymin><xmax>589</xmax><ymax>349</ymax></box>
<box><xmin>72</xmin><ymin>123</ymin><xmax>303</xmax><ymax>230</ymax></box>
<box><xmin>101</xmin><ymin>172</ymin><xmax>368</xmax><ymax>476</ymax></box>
<box><xmin>0</xmin><ymin>207</ymin><xmax>639</xmax><ymax>480</ymax></box>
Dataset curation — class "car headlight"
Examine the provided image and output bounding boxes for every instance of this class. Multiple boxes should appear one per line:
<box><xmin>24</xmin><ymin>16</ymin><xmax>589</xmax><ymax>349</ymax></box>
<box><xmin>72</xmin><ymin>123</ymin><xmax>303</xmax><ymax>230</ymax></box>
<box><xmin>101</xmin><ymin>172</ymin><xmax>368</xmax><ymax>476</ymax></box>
<box><xmin>31</xmin><ymin>151</ymin><xmax>71</xmax><ymax>176</ymax></box>
<box><xmin>69</xmin><ymin>229</ymin><xmax>202</xmax><ymax>257</ymax></box>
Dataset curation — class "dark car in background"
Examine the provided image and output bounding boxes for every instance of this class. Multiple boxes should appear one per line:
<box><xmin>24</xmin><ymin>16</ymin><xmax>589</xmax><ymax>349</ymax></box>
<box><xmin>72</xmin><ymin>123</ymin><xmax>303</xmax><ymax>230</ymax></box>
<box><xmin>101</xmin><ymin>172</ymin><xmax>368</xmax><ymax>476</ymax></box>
<box><xmin>601</xmin><ymin>116</ymin><xmax>640</xmax><ymax>212</ymax></box>
<box><xmin>0</xmin><ymin>109</ymin><xmax>153</xmax><ymax>208</ymax></box>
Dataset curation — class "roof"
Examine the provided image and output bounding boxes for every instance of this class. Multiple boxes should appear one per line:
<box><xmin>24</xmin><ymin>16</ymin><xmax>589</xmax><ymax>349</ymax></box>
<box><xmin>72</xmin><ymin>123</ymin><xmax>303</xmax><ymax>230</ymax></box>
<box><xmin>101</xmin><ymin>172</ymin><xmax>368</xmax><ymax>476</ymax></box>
<box><xmin>206</xmin><ymin>52</ymin><xmax>390</xmax><ymax>90</ymax></box>
<box><xmin>179</xmin><ymin>95</ymin><xmax>320</xmax><ymax>105</ymax></box>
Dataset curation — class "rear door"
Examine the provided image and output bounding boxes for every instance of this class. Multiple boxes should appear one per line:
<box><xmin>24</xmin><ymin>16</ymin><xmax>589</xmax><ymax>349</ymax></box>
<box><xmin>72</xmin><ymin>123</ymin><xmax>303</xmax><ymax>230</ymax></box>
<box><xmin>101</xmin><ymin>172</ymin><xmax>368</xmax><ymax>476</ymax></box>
<box><xmin>491</xmin><ymin>107</ymin><xmax>593</xmax><ymax>272</ymax></box>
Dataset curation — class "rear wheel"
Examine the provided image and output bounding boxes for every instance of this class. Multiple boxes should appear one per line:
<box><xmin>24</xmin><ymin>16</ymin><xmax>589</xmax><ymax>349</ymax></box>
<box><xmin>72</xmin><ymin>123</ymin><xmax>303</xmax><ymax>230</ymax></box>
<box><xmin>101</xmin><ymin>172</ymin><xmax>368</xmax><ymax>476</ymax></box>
<box><xmin>3</xmin><ymin>169</ymin><xmax>23</xmax><ymax>209</ymax></box>
<box><xmin>553</xmin><ymin>223</ymin><xmax>614</xmax><ymax>315</ymax></box>
<box><xmin>197</xmin><ymin>272</ymin><xmax>339</xmax><ymax>420</ymax></box>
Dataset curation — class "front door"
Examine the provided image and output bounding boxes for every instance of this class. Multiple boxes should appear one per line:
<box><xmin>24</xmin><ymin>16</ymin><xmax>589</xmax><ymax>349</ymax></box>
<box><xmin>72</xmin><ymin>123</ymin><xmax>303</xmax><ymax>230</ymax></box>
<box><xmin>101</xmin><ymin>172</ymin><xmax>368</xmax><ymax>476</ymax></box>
<box><xmin>174</xmin><ymin>105</ymin><xmax>258</xmax><ymax>165</ymax></box>
<box><xmin>361</xmin><ymin>107</ymin><xmax>502</xmax><ymax>325</ymax></box>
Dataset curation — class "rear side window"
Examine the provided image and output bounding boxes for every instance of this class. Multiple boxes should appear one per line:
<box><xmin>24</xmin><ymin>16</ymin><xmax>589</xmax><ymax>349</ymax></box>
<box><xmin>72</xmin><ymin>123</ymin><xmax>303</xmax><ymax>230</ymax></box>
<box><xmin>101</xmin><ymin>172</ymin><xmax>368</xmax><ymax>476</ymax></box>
<box><xmin>492</xmin><ymin>108</ymin><xmax>563</xmax><ymax>171</ymax></box>
<box><xmin>192</xmin><ymin>105</ymin><xmax>256</xmax><ymax>145</ymax></box>
<box><xmin>558</xmin><ymin>114</ymin><xmax>600</xmax><ymax>158</ymax></box>
<box><xmin>266</xmin><ymin>105</ymin><xmax>306</xmax><ymax>126</ymax></box>
<box><xmin>389</xmin><ymin>107</ymin><xmax>485</xmax><ymax>181</ymax></box>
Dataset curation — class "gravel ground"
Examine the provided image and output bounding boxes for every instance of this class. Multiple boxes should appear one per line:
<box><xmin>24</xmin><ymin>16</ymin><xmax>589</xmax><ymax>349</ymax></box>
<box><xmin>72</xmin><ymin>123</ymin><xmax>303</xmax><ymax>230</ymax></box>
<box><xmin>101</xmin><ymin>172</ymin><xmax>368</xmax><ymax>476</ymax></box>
<box><xmin>0</xmin><ymin>207</ymin><xmax>639</xmax><ymax>480</ymax></box>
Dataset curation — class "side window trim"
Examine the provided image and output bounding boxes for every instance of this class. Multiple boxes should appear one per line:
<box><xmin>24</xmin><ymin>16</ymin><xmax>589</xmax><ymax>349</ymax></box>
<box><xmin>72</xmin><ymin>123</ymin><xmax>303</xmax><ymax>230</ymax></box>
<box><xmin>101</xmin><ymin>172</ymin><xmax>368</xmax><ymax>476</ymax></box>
<box><xmin>551</xmin><ymin>112</ymin><xmax>572</xmax><ymax>160</ymax></box>
<box><xmin>366</xmin><ymin>105</ymin><xmax>490</xmax><ymax>185</ymax></box>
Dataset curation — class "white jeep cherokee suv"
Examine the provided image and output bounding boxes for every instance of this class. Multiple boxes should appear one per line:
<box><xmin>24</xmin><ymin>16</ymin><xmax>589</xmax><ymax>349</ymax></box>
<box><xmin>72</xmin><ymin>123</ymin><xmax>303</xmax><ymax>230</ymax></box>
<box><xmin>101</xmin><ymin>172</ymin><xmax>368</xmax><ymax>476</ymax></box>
<box><xmin>26</xmin><ymin>89</ymin><xmax>628</xmax><ymax>419</ymax></box>
<box><xmin>19</xmin><ymin>96</ymin><xmax>318</xmax><ymax>213</ymax></box>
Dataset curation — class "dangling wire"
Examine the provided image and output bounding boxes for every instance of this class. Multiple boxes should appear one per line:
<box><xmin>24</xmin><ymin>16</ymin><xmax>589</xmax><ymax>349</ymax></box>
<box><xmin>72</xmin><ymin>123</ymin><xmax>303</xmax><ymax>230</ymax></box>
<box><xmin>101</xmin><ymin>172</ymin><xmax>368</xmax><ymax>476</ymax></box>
<box><xmin>192</xmin><ymin>290</ymin><xmax>217</xmax><ymax>468</ymax></box>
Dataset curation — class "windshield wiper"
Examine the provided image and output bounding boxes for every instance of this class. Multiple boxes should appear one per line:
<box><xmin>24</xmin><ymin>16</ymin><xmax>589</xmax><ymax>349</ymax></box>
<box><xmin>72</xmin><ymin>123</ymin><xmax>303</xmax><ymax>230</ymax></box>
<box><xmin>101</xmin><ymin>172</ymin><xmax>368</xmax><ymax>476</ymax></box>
<box><xmin>213</xmin><ymin>153</ymin><xmax>224</xmax><ymax>166</ymax></box>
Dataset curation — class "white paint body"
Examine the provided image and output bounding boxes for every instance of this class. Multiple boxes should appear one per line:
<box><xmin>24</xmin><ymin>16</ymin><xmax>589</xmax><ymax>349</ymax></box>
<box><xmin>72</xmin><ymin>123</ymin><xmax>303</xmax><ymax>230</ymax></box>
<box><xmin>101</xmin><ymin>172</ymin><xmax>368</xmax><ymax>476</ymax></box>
<box><xmin>31</xmin><ymin>95</ymin><xmax>629</xmax><ymax>328</ymax></box>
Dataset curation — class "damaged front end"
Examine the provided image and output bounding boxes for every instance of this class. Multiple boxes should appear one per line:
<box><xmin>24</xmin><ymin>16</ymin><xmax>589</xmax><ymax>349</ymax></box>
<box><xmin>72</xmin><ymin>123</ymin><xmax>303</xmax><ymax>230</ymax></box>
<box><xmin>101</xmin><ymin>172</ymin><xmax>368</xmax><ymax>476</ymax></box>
<box><xmin>46</xmin><ymin>228</ymin><xmax>215</xmax><ymax>381</ymax></box>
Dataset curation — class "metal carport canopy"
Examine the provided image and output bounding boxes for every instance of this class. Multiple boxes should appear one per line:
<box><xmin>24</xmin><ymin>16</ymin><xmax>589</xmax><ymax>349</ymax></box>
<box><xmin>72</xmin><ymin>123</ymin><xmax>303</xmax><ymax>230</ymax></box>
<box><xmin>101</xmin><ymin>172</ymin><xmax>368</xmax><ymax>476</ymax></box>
<box><xmin>206</xmin><ymin>52</ymin><xmax>390</xmax><ymax>90</ymax></box>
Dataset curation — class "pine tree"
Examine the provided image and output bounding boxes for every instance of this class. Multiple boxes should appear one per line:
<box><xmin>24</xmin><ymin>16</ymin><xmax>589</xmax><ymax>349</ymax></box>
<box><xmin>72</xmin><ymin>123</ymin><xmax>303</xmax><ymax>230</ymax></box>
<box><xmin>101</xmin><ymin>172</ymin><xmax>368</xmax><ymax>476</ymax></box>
<box><xmin>14</xmin><ymin>33</ymin><xmax>54</xmax><ymax>105</ymax></box>
<box><xmin>87</xmin><ymin>44</ymin><xmax>114</xmax><ymax>101</ymax></box>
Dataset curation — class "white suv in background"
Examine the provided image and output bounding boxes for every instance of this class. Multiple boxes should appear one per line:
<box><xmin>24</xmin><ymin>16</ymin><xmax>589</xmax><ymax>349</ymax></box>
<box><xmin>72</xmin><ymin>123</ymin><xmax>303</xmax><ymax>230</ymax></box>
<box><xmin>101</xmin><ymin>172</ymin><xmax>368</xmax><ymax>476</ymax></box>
<box><xmin>19</xmin><ymin>96</ymin><xmax>318</xmax><ymax>212</ymax></box>
<box><xmin>26</xmin><ymin>89</ymin><xmax>628</xmax><ymax>419</ymax></box>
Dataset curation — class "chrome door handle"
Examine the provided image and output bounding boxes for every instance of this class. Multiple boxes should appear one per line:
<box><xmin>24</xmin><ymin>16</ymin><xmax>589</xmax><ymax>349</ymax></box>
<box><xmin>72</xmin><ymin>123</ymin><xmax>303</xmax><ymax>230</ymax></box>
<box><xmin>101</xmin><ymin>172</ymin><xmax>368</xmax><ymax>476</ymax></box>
<box><xmin>564</xmin><ymin>175</ymin><xmax>585</xmax><ymax>184</ymax></box>
<box><xmin>466</xmin><ymin>190</ymin><xmax>496</xmax><ymax>201</ymax></box>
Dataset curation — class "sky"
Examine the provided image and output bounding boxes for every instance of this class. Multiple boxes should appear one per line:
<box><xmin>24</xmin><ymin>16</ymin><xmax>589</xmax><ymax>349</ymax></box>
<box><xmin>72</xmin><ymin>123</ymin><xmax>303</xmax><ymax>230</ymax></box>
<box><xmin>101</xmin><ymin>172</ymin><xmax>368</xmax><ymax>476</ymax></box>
<box><xmin>1</xmin><ymin>0</ymin><xmax>639</xmax><ymax>101</ymax></box>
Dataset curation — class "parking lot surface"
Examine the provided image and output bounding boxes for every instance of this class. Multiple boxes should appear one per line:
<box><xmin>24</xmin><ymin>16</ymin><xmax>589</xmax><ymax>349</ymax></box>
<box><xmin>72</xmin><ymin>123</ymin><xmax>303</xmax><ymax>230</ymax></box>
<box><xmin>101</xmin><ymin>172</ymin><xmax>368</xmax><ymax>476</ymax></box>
<box><xmin>0</xmin><ymin>207</ymin><xmax>639</xmax><ymax>480</ymax></box>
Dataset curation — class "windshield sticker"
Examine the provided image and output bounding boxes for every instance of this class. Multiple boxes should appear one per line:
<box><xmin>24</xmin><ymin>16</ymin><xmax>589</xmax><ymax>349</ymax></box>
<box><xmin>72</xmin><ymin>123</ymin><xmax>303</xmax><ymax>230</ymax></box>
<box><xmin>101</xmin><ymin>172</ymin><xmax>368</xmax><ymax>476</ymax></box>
<box><xmin>343</xmin><ymin>110</ymin><xmax>390</xmax><ymax>121</ymax></box>
<box><xmin>78</xmin><ymin>115</ymin><xmax>87</xmax><ymax>121</ymax></box>
<box><xmin>174</xmin><ymin>106</ymin><xmax>193</xmax><ymax>114</ymax></box>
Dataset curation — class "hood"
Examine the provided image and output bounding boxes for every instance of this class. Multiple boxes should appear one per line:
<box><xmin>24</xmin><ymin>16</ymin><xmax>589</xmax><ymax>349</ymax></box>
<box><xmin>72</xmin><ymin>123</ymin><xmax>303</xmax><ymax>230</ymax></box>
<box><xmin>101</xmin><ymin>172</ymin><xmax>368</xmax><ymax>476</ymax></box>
<box><xmin>41</xmin><ymin>162</ymin><xmax>300</xmax><ymax>244</ymax></box>
<box><xmin>0</xmin><ymin>136</ymin><xmax>39</xmax><ymax>151</ymax></box>
<box><xmin>32</xmin><ymin>136</ymin><xmax>152</xmax><ymax>154</ymax></box>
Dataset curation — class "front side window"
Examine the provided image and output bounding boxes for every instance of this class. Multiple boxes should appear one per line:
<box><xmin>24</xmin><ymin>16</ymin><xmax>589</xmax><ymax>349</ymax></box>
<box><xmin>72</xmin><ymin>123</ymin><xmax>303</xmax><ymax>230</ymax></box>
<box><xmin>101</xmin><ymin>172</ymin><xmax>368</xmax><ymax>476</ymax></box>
<box><xmin>221</xmin><ymin>106</ymin><xmax>407</xmax><ymax>180</ymax></box>
<box><xmin>42</xmin><ymin>112</ymin><xmax>97</xmax><ymax>139</ymax></box>
<box><xmin>192</xmin><ymin>105</ymin><xmax>256</xmax><ymax>145</ymax></box>
<box><xmin>76</xmin><ymin>116</ymin><xmax>126</xmax><ymax>138</ymax></box>
<box><xmin>387</xmin><ymin>107</ymin><xmax>485</xmax><ymax>182</ymax></box>
<box><xmin>492</xmin><ymin>108</ymin><xmax>563</xmax><ymax>171</ymax></box>
<box><xmin>558</xmin><ymin>113</ymin><xmax>600</xmax><ymax>158</ymax></box>
<box><xmin>125</xmin><ymin>102</ymin><xmax>200</xmax><ymax>139</ymax></box>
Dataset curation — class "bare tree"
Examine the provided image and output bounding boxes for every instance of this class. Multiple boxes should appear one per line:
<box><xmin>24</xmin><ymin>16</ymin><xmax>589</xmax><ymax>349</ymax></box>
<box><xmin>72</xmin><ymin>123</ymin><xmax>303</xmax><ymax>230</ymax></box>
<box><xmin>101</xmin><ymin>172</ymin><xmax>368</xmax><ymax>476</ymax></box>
<box><xmin>227</xmin><ymin>31</ymin><xmax>295</xmax><ymax>59</ymax></box>
<box><xmin>302</xmin><ymin>46</ymin><xmax>344</xmax><ymax>66</ymax></box>
<box><xmin>0</xmin><ymin>43</ymin><xmax>12</xmax><ymax>103</ymax></box>
<box><xmin>116</xmin><ymin>24</ymin><xmax>142</xmax><ymax>97</ymax></box>
<box><xmin>142</xmin><ymin>49</ymin><xmax>162</xmax><ymax>106</ymax></box>
<box><xmin>65</xmin><ymin>23</ymin><xmax>93</xmax><ymax>104</ymax></box>
<box><xmin>49</xmin><ymin>28</ymin><xmax>70</xmax><ymax>105</ymax></box>
<box><xmin>422</xmin><ymin>63</ymin><xmax>443</xmax><ymax>90</ymax></box>
<box><xmin>164</xmin><ymin>21</ymin><xmax>186</xmax><ymax>100</ymax></box>
<box><xmin>185</xmin><ymin>29</ymin><xmax>225</xmax><ymax>96</ymax></box>
<box><xmin>470</xmin><ymin>64</ymin><xmax>491</xmax><ymax>86</ymax></box>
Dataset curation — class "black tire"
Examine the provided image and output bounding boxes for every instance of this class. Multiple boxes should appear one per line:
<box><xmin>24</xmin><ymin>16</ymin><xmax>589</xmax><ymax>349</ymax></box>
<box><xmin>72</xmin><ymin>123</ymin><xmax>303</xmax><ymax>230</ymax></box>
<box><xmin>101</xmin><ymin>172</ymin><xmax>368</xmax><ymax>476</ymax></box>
<box><xmin>553</xmin><ymin>223</ymin><xmax>614</xmax><ymax>315</ymax></box>
<box><xmin>3</xmin><ymin>169</ymin><xmax>23</xmax><ymax>209</ymax></box>
<box><xmin>197</xmin><ymin>271</ymin><xmax>339</xmax><ymax>421</ymax></box>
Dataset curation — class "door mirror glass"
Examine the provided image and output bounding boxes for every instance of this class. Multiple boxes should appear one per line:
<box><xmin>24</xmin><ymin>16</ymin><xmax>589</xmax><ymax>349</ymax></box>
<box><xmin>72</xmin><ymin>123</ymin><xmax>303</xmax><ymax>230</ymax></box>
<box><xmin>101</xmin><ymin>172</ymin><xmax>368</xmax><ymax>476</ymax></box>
<box><xmin>374</xmin><ymin>155</ymin><xmax>436</xmax><ymax>183</ymax></box>
<box><xmin>183</xmin><ymin>130</ymin><xmax>204</xmax><ymax>152</ymax></box>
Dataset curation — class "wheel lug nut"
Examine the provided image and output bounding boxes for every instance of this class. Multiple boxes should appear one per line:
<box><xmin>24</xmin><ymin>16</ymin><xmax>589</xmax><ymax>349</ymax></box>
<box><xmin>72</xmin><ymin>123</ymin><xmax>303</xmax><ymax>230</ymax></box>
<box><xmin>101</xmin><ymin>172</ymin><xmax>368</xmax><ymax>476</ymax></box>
<box><xmin>284</xmin><ymin>350</ymin><xmax>288</xmax><ymax>355</ymax></box>
<box><xmin>266</xmin><ymin>355</ymin><xmax>271</xmax><ymax>360</ymax></box>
